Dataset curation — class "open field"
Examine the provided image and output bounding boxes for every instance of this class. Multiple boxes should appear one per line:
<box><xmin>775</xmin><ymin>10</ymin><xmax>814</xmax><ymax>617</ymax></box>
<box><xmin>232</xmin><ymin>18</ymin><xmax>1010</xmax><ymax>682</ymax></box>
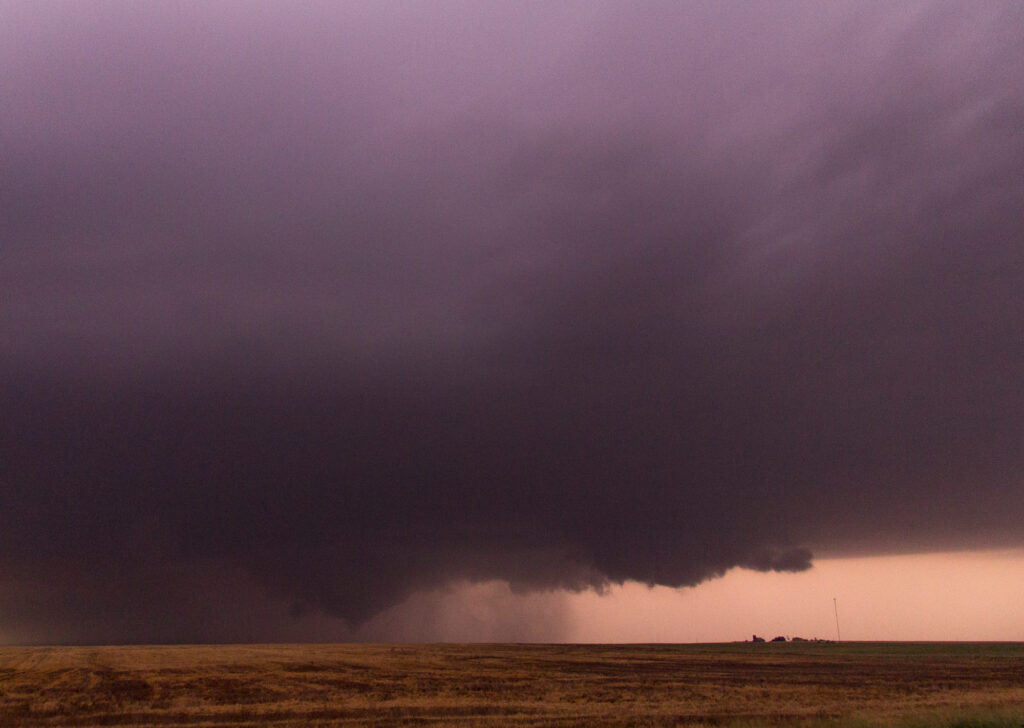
<box><xmin>0</xmin><ymin>642</ymin><xmax>1022</xmax><ymax>727</ymax></box>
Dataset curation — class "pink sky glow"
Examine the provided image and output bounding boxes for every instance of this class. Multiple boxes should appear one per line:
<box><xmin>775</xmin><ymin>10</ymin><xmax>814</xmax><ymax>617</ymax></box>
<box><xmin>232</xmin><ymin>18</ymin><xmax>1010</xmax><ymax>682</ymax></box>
<box><xmin>354</xmin><ymin>549</ymin><xmax>1024</xmax><ymax>643</ymax></box>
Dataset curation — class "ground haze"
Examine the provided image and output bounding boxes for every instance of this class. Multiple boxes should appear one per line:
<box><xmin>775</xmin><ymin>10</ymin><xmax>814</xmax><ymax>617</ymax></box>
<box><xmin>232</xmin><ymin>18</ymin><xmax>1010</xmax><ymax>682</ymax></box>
<box><xmin>1</xmin><ymin>642</ymin><xmax>1022</xmax><ymax>726</ymax></box>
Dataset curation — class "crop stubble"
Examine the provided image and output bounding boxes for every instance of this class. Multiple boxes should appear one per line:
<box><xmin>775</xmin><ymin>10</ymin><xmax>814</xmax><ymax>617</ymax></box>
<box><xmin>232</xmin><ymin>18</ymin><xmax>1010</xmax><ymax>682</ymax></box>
<box><xmin>0</xmin><ymin>642</ymin><xmax>1021</xmax><ymax>726</ymax></box>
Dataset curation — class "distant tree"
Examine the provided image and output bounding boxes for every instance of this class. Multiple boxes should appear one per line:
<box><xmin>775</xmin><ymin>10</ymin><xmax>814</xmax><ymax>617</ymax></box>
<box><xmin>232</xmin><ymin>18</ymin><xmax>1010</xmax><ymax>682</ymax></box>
<box><xmin>752</xmin><ymin>635</ymin><xmax>765</xmax><ymax>643</ymax></box>
<box><xmin>771</xmin><ymin>636</ymin><xmax>787</xmax><ymax>642</ymax></box>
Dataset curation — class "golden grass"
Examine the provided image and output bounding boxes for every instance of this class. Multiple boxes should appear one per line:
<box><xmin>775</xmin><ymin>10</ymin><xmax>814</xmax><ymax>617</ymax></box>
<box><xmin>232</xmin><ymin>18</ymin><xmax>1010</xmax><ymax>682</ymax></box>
<box><xmin>0</xmin><ymin>642</ymin><xmax>1021</xmax><ymax>726</ymax></box>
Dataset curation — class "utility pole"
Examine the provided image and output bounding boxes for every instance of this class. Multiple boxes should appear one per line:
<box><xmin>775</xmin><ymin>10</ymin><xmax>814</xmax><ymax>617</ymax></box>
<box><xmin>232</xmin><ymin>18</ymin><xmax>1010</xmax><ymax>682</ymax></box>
<box><xmin>833</xmin><ymin>597</ymin><xmax>841</xmax><ymax>642</ymax></box>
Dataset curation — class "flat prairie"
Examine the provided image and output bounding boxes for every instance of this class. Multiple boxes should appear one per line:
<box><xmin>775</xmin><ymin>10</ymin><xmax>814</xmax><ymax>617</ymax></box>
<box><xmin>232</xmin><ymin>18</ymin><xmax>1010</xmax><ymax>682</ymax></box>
<box><xmin>0</xmin><ymin>642</ymin><xmax>1022</xmax><ymax>727</ymax></box>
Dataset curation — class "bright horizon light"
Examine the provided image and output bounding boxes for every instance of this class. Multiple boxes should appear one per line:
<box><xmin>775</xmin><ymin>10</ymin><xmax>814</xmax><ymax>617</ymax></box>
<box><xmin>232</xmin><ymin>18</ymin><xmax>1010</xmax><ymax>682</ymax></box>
<box><xmin>352</xmin><ymin>549</ymin><xmax>1024</xmax><ymax>644</ymax></box>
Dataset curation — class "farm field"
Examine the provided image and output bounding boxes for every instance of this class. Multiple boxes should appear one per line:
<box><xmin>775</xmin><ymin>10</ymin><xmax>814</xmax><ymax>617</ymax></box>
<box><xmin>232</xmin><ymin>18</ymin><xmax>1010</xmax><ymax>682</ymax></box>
<box><xmin>0</xmin><ymin>642</ymin><xmax>1022</xmax><ymax>727</ymax></box>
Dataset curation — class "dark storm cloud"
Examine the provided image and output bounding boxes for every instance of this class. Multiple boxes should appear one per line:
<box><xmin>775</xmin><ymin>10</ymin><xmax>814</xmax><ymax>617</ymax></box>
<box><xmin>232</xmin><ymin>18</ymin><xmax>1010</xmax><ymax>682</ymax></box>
<box><xmin>2</xmin><ymin>1</ymin><xmax>1022</xmax><ymax>642</ymax></box>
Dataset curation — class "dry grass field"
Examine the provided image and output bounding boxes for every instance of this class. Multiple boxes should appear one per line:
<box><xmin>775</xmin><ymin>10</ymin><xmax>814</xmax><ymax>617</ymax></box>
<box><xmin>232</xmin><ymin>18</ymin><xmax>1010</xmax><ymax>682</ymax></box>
<box><xmin>0</xmin><ymin>642</ymin><xmax>1021</xmax><ymax>727</ymax></box>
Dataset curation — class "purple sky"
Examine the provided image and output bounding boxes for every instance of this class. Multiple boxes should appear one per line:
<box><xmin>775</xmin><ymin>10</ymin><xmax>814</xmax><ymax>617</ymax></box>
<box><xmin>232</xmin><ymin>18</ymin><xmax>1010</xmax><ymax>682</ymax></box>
<box><xmin>2</xmin><ymin>1</ymin><xmax>1023</xmax><ymax>643</ymax></box>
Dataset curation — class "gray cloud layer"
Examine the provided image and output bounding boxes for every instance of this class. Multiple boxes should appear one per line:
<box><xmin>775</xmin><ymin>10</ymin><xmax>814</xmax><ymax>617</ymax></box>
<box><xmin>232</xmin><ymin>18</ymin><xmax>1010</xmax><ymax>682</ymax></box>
<box><xmin>2</xmin><ymin>1</ymin><xmax>1022</xmax><ymax>642</ymax></box>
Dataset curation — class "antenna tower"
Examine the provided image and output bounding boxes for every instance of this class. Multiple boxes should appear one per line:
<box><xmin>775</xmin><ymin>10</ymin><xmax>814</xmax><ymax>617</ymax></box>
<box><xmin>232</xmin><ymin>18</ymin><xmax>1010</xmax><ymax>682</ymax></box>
<box><xmin>833</xmin><ymin>597</ymin><xmax>841</xmax><ymax>642</ymax></box>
